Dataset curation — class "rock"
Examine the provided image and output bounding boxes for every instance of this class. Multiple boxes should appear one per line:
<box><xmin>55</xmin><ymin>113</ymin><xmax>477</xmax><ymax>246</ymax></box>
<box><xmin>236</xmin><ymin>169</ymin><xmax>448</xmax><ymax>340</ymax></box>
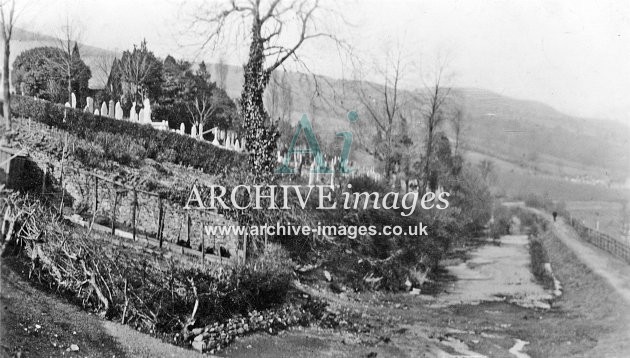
<box><xmin>324</xmin><ymin>270</ymin><xmax>332</xmax><ymax>281</ymax></box>
<box><xmin>68</xmin><ymin>344</ymin><xmax>79</xmax><ymax>352</ymax></box>
<box><xmin>191</xmin><ymin>340</ymin><xmax>205</xmax><ymax>352</ymax></box>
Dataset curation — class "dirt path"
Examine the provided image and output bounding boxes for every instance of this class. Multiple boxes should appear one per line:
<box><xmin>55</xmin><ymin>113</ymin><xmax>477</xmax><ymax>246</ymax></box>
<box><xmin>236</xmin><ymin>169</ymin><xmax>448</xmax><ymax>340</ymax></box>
<box><xmin>551</xmin><ymin>215</ymin><xmax>630</xmax><ymax>303</ymax></box>
<box><xmin>435</xmin><ymin>235</ymin><xmax>552</xmax><ymax>309</ymax></box>
<box><xmin>525</xmin><ymin>207</ymin><xmax>630</xmax><ymax>356</ymax></box>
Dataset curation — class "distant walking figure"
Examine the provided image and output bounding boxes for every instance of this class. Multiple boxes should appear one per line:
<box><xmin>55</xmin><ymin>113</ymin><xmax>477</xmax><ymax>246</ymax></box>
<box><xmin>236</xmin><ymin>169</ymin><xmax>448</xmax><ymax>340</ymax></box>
<box><xmin>552</xmin><ymin>211</ymin><xmax>557</xmax><ymax>222</ymax></box>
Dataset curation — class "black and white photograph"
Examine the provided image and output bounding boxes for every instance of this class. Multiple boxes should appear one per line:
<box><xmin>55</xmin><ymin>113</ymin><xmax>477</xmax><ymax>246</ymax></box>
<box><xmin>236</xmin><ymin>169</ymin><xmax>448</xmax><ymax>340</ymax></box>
<box><xmin>1</xmin><ymin>0</ymin><xmax>629</xmax><ymax>357</ymax></box>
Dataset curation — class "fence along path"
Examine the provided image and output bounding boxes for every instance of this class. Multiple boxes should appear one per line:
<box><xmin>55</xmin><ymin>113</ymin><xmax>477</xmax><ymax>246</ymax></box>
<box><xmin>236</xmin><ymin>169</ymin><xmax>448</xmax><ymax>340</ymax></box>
<box><xmin>567</xmin><ymin>216</ymin><xmax>630</xmax><ymax>264</ymax></box>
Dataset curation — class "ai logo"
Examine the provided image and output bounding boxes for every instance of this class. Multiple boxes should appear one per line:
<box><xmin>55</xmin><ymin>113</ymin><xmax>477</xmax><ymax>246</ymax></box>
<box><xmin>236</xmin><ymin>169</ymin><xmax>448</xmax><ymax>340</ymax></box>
<box><xmin>276</xmin><ymin>112</ymin><xmax>358</xmax><ymax>175</ymax></box>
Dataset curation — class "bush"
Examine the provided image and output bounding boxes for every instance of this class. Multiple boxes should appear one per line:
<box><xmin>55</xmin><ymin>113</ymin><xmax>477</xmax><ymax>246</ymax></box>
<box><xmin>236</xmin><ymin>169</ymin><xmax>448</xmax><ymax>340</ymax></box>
<box><xmin>529</xmin><ymin>234</ymin><xmax>555</xmax><ymax>289</ymax></box>
<box><xmin>348</xmin><ymin>175</ymin><xmax>385</xmax><ymax>193</ymax></box>
<box><xmin>10</xmin><ymin>95</ymin><xmax>242</xmax><ymax>174</ymax></box>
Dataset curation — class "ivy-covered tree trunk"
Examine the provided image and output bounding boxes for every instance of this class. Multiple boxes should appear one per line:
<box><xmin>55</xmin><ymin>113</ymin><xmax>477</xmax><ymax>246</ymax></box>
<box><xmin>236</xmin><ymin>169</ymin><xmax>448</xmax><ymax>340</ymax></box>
<box><xmin>241</xmin><ymin>20</ymin><xmax>278</xmax><ymax>183</ymax></box>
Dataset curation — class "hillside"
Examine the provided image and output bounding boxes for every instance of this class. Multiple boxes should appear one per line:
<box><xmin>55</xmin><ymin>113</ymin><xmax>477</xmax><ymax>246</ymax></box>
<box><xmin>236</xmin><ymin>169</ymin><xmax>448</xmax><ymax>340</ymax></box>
<box><xmin>7</xmin><ymin>28</ymin><xmax>630</xmax><ymax>184</ymax></box>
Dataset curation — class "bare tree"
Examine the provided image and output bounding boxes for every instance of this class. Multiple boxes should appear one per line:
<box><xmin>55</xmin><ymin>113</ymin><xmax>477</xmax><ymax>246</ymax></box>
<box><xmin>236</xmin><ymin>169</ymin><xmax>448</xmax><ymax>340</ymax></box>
<box><xmin>48</xmin><ymin>19</ymin><xmax>84</xmax><ymax>105</ymax></box>
<box><xmin>185</xmin><ymin>92</ymin><xmax>216</xmax><ymax>135</ymax></box>
<box><xmin>94</xmin><ymin>50</ymin><xmax>118</xmax><ymax>95</ymax></box>
<box><xmin>418</xmin><ymin>57</ymin><xmax>452</xmax><ymax>192</ymax></box>
<box><xmin>0</xmin><ymin>0</ymin><xmax>16</xmax><ymax>143</ymax></box>
<box><xmin>356</xmin><ymin>47</ymin><xmax>408</xmax><ymax>179</ymax></box>
<box><xmin>216</xmin><ymin>56</ymin><xmax>229</xmax><ymax>90</ymax></box>
<box><xmin>451</xmin><ymin>104</ymin><xmax>465</xmax><ymax>154</ymax></box>
<box><xmin>191</xmin><ymin>0</ymin><xmax>345</xmax><ymax>180</ymax></box>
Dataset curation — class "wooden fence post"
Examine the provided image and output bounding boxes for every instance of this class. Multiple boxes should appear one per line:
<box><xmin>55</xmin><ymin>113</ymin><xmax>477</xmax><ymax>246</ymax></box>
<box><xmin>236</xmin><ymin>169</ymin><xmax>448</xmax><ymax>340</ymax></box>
<box><xmin>243</xmin><ymin>232</ymin><xmax>247</xmax><ymax>264</ymax></box>
<box><xmin>94</xmin><ymin>177</ymin><xmax>99</xmax><ymax>213</ymax></box>
<box><xmin>41</xmin><ymin>166</ymin><xmax>46</xmax><ymax>195</ymax></box>
<box><xmin>132</xmin><ymin>189</ymin><xmax>137</xmax><ymax>241</ymax></box>
<box><xmin>111</xmin><ymin>191</ymin><xmax>119</xmax><ymax>236</ymax></box>
<box><xmin>186</xmin><ymin>212</ymin><xmax>191</xmax><ymax>247</ymax></box>
<box><xmin>158</xmin><ymin>197</ymin><xmax>164</xmax><ymax>248</ymax></box>
<box><xmin>201</xmin><ymin>222</ymin><xmax>205</xmax><ymax>266</ymax></box>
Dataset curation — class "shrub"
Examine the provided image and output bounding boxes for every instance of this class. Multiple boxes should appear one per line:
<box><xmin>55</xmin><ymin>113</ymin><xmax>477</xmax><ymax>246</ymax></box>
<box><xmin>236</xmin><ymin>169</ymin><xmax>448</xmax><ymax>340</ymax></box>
<box><xmin>348</xmin><ymin>175</ymin><xmax>385</xmax><ymax>193</ymax></box>
<box><xmin>529</xmin><ymin>234</ymin><xmax>555</xmax><ymax>289</ymax></box>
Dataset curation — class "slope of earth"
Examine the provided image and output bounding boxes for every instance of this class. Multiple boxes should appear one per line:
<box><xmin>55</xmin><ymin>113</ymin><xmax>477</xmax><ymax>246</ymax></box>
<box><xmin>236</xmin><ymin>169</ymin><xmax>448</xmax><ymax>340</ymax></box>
<box><xmin>0</xmin><ymin>257</ymin><xmax>207</xmax><ymax>358</ymax></box>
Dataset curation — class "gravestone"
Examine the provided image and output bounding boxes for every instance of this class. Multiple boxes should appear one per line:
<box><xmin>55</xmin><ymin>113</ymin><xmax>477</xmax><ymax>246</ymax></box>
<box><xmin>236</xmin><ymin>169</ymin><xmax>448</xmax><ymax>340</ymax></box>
<box><xmin>86</xmin><ymin>97</ymin><xmax>94</xmax><ymax>113</ymax></box>
<box><xmin>83</xmin><ymin>104</ymin><xmax>89</xmax><ymax>113</ymax></box>
<box><xmin>138</xmin><ymin>109</ymin><xmax>145</xmax><ymax>123</ymax></box>
<box><xmin>130</xmin><ymin>102</ymin><xmax>138</xmax><ymax>121</ymax></box>
<box><xmin>308</xmin><ymin>162</ymin><xmax>316</xmax><ymax>185</ymax></box>
<box><xmin>114</xmin><ymin>102</ymin><xmax>123</xmax><ymax>120</ymax></box>
<box><xmin>179</xmin><ymin>123</ymin><xmax>185</xmax><ymax>135</ymax></box>
<box><xmin>198</xmin><ymin>123</ymin><xmax>204</xmax><ymax>139</ymax></box>
<box><xmin>64</xmin><ymin>102</ymin><xmax>70</xmax><ymax>108</ymax></box>
<box><xmin>211</xmin><ymin>128</ymin><xmax>219</xmax><ymax>145</ymax></box>
<box><xmin>234</xmin><ymin>139</ymin><xmax>240</xmax><ymax>152</ymax></box>
<box><xmin>143</xmin><ymin>98</ymin><xmax>151</xmax><ymax>123</ymax></box>
<box><xmin>71</xmin><ymin>93</ymin><xmax>77</xmax><ymax>108</ymax></box>
<box><xmin>191</xmin><ymin>125</ymin><xmax>197</xmax><ymax>138</ymax></box>
<box><xmin>101</xmin><ymin>102</ymin><xmax>108</xmax><ymax>117</ymax></box>
<box><xmin>94</xmin><ymin>109</ymin><xmax>100</xmax><ymax>116</ymax></box>
<box><xmin>108</xmin><ymin>100</ymin><xmax>115</xmax><ymax>117</ymax></box>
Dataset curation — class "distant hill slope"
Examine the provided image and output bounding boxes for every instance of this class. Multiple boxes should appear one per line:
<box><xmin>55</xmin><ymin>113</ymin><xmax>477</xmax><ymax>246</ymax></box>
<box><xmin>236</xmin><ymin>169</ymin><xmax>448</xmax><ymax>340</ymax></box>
<box><xmin>8</xmin><ymin>28</ymin><xmax>630</xmax><ymax>182</ymax></box>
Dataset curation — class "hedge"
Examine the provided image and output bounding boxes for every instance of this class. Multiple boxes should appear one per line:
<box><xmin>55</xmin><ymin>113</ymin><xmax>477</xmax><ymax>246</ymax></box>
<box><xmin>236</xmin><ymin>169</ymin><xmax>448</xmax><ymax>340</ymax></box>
<box><xmin>10</xmin><ymin>95</ymin><xmax>243</xmax><ymax>174</ymax></box>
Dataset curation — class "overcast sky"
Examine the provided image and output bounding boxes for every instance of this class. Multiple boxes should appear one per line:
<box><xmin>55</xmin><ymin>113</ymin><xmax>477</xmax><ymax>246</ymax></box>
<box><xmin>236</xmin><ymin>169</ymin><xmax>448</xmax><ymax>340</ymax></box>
<box><xmin>19</xmin><ymin>0</ymin><xmax>630</xmax><ymax>123</ymax></box>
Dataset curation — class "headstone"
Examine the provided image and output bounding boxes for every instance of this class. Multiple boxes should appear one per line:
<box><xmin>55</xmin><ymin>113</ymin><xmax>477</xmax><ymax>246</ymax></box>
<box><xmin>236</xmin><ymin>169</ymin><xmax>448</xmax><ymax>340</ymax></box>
<box><xmin>83</xmin><ymin>104</ymin><xmax>89</xmax><ymax>112</ymax></box>
<box><xmin>211</xmin><ymin>127</ymin><xmax>219</xmax><ymax>145</ymax></box>
<box><xmin>94</xmin><ymin>109</ymin><xmax>100</xmax><ymax>116</ymax></box>
<box><xmin>71</xmin><ymin>93</ymin><xmax>77</xmax><ymax>108</ymax></box>
<box><xmin>138</xmin><ymin>109</ymin><xmax>144</xmax><ymax>122</ymax></box>
<box><xmin>400</xmin><ymin>179</ymin><xmax>407</xmax><ymax>193</ymax></box>
<box><xmin>234</xmin><ymin>139</ymin><xmax>240</xmax><ymax>152</ymax></box>
<box><xmin>191</xmin><ymin>125</ymin><xmax>197</xmax><ymax>138</ymax></box>
<box><xmin>108</xmin><ymin>100</ymin><xmax>115</xmax><ymax>117</ymax></box>
<box><xmin>143</xmin><ymin>98</ymin><xmax>151</xmax><ymax>123</ymax></box>
<box><xmin>198</xmin><ymin>123</ymin><xmax>204</xmax><ymax>139</ymax></box>
<box><xmin>180</xmin><ymin>123</ymin><xmax>185</xmax><ymax>135</ymax></box>
<box><xmin>308</xmin><ymin>162</ymin><xmax>315</xmax><ymax>185</ymax></box>
<box><xmin>64</xmin><ymin>102</ymin><xmax>70</xmax><ymax>108</ymax></box>
<box><xmin>86</xmin><ymin>97</ymin><xmax>94</xmax><ymax>113</ymax></box>
<box><xmin>277</xmin><ymin>151</ymin><xmax>283</xmax><ymax>163</ymax></box>
<box><xmin>100</xmin><ymin>102</ymin><xmax>108</xmax><ymax>117</ymax></box>
<box><xmin>130</xmin><ymin>102</ymin><xmax>137</xmax><ymax>121</ymax></box>
<box><xmin>114</xmin><ymin>102</ymin><xmax>123</xmax><ymax>120</ymax></box>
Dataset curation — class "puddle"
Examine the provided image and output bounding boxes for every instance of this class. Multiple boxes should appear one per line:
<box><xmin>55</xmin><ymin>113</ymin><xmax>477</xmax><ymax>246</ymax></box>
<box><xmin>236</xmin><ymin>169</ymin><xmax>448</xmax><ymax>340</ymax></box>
<box><xmin>508</xmin><ymin>339</ymin><xmax>531</xmax><ymax>358</ymax></box>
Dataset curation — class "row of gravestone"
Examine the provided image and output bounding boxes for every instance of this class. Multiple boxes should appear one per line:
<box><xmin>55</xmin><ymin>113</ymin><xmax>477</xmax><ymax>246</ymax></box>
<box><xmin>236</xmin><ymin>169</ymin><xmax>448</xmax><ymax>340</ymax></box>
<box><xmin>64</xmin><ymin>92</ymin><xmax>246</xmax><ymax>153</ymax></box>
<box><xmin>64</xmin><ymin>93</ymin><xmax>152</xmax><ymax>123</ymax></box>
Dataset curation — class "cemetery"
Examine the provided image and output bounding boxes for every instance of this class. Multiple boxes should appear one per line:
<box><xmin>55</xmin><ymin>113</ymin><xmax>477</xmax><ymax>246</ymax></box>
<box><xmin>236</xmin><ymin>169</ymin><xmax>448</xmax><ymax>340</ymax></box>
<box><xmin>4</xmin><ymin>1</ymin><xmax>627</xmax><ymax>357</ymax></box>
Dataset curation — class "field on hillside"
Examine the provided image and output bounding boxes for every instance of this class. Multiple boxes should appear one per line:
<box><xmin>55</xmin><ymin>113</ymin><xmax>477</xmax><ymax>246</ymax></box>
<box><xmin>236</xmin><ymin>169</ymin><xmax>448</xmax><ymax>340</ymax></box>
<box><xmin>565</xmin><ymin>201</ymin><xmax>629</xmax><ymax>240</ymax></box>
<box><xmin>464</xmin><ymin>150</ymin><xmax>630</xmax><ymax>203</ymax></box>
